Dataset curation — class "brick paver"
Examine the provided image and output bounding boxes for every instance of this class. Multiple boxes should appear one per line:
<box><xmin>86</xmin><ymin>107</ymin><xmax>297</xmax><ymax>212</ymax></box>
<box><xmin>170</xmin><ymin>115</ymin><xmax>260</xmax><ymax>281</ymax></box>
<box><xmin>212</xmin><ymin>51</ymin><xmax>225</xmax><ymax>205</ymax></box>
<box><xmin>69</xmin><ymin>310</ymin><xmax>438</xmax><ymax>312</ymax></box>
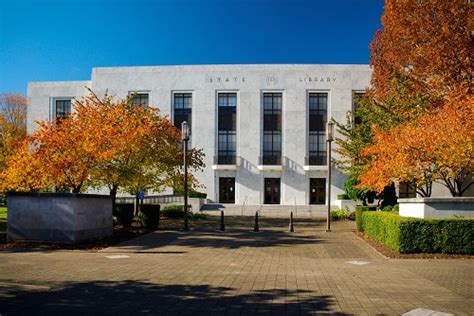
<box><xmin>0</xmin><ymin>217</ymin><xmax>472</xmax><ymax>315</ymax></box>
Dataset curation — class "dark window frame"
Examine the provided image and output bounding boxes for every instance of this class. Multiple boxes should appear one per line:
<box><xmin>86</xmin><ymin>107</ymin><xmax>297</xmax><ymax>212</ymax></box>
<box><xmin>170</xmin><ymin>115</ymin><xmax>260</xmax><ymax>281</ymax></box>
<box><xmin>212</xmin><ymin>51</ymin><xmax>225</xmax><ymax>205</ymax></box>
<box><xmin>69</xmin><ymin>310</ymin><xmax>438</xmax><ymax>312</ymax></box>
<box><xmin>262</xmin><ymin>92</ymin><xmax>282</xmax><ymax>164</ymax></box>
<box><xmin>308</xmin><ymin>92</ymin><xmax>328</xmax><ymax>165</ymax></box>
<box><xmin>130</xmin><ymin>93</ymin><xmax>149</xmax><ymax>107</ymax></box>
<box><xmin>173</xmin><ymin>92</ymin><xmax>193</xmax><ymax>132</ymax></box>
<box><xmin>54</xmin><ymin>99</ymin><xmax>72</xmax><ymax>120</ymax></box>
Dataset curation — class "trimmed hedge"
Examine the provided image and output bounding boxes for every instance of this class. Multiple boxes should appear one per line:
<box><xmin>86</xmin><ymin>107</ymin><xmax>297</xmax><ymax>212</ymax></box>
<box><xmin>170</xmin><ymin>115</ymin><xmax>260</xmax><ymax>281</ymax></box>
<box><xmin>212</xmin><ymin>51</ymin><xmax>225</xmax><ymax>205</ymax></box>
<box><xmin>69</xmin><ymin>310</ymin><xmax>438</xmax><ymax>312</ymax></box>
<box><xmin>355</xmin><ymin>206</ymin><xmax>369</xmax><ymax>232</ymax></box>
<box><xmin>162</xmin><ymin>204</ymin><xmax>185</xmax><ymax>218</ymax></box>
<box><xmin>137</xmin><ymin>204</ymin><xmax>160</xmax><ymax>229</ymax></box>
<box><xmin>360</xmin><ymin>211</ymin><xmax>474</xmax><ymax>254</ymax></box>
<box><xmin>114</xmin><ymin>204</ymin><xmax>134</xmax><ymax>227</ymax></box>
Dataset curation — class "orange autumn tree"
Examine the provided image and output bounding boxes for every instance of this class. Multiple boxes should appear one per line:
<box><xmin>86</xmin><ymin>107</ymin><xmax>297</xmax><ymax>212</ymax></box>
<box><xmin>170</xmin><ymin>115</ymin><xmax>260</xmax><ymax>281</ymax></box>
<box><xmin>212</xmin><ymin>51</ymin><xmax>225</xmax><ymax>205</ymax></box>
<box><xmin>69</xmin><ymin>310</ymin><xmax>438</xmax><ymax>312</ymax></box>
<box><xmin>0</xmin><ymin>93</ymin><xmax>27</xmax><ymax>172</ymax></box>
<box><xmin>370</xmin><ymin>0</ymin><xmax>473</xmax><ymax>100</ymax></box>
<box><xmin>359</xmin><ymin>87</ymin><xmax>474</xmax><ymax>197</ymax></box>
<box><xmin>1</xmin><ymin>89</ymin><xmax>205</xmax><ymax>197</ymax></box>
<box><xmin>337</xmin><ymin>0</ymin><xmax>473</xmax><ymax>199</ymax></box>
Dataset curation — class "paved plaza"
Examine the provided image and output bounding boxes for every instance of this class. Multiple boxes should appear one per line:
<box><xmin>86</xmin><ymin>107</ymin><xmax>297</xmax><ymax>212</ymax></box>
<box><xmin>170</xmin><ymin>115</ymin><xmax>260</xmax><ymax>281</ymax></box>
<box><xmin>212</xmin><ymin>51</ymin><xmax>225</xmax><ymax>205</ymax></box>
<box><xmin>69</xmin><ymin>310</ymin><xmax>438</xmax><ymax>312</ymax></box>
<box><xmin>0</xmin><ymin>217</ymin><xmax>472</xmax><ymax>315</ymax></box>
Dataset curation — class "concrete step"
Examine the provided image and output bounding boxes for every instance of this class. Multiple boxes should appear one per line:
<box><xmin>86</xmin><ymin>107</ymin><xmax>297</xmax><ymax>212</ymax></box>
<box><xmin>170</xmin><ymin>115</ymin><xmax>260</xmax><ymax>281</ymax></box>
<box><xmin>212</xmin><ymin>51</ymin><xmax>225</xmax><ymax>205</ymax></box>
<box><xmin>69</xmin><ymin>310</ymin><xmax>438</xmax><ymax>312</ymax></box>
<box><xmin>200</xmin><ymin>203</ymin><xmax>327</xmax><ymax>218</ymax></box>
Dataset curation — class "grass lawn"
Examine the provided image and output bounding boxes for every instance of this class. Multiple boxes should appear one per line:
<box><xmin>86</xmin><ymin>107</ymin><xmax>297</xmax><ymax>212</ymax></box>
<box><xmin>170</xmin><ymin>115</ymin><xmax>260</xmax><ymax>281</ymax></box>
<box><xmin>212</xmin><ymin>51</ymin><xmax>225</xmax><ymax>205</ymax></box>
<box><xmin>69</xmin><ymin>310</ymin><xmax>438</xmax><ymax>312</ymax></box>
<box><xmin>0</xmin><ymin>206</ymin><xmax>7</xmax><ymax>233</ymax></box>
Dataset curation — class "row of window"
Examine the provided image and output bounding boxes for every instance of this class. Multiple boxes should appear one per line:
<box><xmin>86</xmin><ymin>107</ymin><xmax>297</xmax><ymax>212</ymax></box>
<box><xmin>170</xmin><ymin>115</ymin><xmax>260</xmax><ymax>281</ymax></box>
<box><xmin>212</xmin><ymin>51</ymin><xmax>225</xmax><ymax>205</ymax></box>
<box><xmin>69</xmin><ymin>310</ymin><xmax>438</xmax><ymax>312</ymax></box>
<box><xmin>219</xmin><ymin>177</ymin><xmax>326</xmax><ymax>204</ymax></box>
<box><xmin>51</xmin><ymin>91</ymin><xmax>361</xmax><ymax>166</ymax></box>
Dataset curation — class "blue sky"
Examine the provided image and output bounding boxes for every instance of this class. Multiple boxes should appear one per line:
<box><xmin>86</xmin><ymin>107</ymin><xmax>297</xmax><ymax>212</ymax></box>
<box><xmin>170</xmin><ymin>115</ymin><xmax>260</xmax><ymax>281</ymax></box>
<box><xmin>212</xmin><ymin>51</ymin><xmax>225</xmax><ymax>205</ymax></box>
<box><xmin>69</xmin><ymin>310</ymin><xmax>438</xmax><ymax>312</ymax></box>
<box><xmin>0</xmin><ymin>0</ymin><xmax>384</xmax><ymax>94</ymax></box>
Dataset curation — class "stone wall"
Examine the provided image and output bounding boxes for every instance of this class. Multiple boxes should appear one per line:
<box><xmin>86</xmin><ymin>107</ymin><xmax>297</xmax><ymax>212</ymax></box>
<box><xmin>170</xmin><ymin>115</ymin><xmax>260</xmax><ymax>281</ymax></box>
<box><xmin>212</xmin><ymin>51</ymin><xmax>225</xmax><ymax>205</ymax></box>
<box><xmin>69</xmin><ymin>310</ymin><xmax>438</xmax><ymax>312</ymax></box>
<box><xmin>399</xmin><ymin>197</ymin><xmax>474</xmax><ymax>219</ymax></box>
<box><xmin>7</xmin><ymin>192</ymin><xmax>112</xmax><ymax>243</ymax></box>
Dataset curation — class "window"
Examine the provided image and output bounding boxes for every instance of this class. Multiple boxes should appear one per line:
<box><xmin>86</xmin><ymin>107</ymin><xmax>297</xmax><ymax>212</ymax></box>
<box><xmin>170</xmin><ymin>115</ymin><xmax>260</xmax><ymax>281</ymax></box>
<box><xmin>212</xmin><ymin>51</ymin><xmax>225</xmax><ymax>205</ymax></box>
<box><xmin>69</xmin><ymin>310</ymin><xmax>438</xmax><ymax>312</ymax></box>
<box><xmin>173</xmin><ymin>93</ymin><xmax>192</xmax><ymax>131</ymax></box>
<box><xmin>353</xmin><ymin>92</ymin><xmax>364</xmax><ymax>126</ymax></box>
<box><xmin>217</xmin><ymin>93</ymin><xmax>237</xmax><ymax>164</ymax></box>
<box><xmin>310</xmin><ymin>178</ymin><xmax>326</xmax><ymax>204</ymax></box>
<box><xmin>399</xmin><ymin>182</ymin><xmax>416</xmax><ymax>198</ymax></box>
<box><xmin>131</xmin><ymin>93</ymin><xmax>149</xmax><ymax>107</ymax></box>
<box><xmin>262</xmin><ymin>93</ymin><xmax>282</xmax><ymax>165</ymax></box>
<box><xmin>308</xmin><ymin>93</ymin><xmax>327</xmax><ymax>165</ymax></box>
<box><xmin>54</xmin><ymin>99</ymin><xmax>71</xmax><ymax>120</ymax></box>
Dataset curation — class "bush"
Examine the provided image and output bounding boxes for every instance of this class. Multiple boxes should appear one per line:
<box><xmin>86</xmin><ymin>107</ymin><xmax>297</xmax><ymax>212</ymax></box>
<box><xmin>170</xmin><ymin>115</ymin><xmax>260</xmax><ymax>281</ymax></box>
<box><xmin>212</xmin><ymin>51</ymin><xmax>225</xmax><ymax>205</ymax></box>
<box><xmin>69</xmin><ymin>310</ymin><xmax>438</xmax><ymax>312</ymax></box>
<box><xmin>337</xmin><ymin>194</ymin><xmax>349</xmax><ymax>200</ymax></box>
<box><xmin>137</xmin><ymin>204</ymin><xmax>160</xmax><ymax>229</ymax></box>
<box><xmin>189</xmin><ymin>191</ymin><xmax>207</xmax><ymax>199</ymax></box>
<box><xmin>190</xmin><ymin>212</ymin><xmax>208</xmax><ymax>220</ymax></box>
<box><xmin>162</xmin><ymin>204</ymin><xmax>185</xmax><ymax>218</ymax></box>
<box><xmin>174</xmin><ymin>190</ymin><xmax>207</xmax><ymax>199</ymax></box>
<box><xmin>330</xmin><ymin>208</ymin><xmax>349</xmax><ymax>221</ymax></box>
<box><xmin>360</xmin><ymin>211</ymin><xmax>474</xmax><ymax>254</ymax></box>
<box><xmin>348</xmin><ymin>211</ymin><xmax>356</xmax><ymax>221</ymax></box>
<box><xmin>114</xmin><ymin>204</ymin><xmax>134</xmax><ymax>227</ymax></box>
<box><xmin>355</xmin><ymin>206</ymin><xmax>369</xmax><ymax>231</ymax></box>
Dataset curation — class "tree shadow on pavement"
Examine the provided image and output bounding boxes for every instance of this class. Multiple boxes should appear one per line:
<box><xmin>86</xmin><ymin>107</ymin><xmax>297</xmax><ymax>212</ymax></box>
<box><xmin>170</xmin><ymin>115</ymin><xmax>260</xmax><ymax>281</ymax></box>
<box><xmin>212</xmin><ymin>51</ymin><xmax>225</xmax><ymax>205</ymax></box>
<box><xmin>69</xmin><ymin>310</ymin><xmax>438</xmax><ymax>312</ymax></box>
<box><xmin>0</xmin><ymin>279</ymin><xmax>350</xmax><ymax>315</ymax></box>
<box><xmin>105</xmin><ymin>216</ymin><xmax>327</xmax><ymax>252</ymax></box>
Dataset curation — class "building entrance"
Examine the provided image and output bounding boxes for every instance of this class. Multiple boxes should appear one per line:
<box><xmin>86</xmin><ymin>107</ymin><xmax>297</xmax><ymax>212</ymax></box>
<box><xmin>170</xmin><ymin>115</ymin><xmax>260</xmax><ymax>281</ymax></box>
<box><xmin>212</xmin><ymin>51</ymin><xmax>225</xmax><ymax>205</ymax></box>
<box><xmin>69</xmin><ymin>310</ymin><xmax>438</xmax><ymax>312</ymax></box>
<box><xmin>219</xmin><ymin>177</ymin><xmax>235</xmax><ymax>203</ymax></box>
<box><xmin>310</xmin><ymin>178</ymin><xmax>326</xmax><ymax>204</ymax></box>
<box><xmin>264</xmin><ymin>178</ymin><xmax>280</xmax><ymax>204</ymax></box>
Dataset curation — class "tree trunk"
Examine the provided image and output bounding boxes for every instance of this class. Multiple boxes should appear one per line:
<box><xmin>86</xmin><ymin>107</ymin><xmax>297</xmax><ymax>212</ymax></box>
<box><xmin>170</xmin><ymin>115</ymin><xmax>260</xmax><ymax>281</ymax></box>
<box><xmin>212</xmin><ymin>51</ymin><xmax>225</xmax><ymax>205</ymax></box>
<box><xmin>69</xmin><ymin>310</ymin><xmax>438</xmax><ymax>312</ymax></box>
<box><xmin>135</xmin><ymin>192</ymin><xmax>140</xmax><ymax>216</ymax></box>
<box><xmin>110</xmin><ymin>185</ymin><xmax>118</xmax><ymax>212</ymax></box>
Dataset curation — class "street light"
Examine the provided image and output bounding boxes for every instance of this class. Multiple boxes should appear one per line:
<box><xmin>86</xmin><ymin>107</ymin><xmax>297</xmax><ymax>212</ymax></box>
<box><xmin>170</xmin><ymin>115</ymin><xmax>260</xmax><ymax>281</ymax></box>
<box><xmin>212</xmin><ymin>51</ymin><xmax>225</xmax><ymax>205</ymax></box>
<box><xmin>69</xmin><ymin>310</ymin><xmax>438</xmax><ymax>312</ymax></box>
<box><xmin>181</xmin><ymin>121</ymin><xmax>190</xmax><ymax>231</ymax></box>
<box><xmin>326</xmin><ymin>120</ymin><xmax>334</xmax><ymax>232</ymax></box>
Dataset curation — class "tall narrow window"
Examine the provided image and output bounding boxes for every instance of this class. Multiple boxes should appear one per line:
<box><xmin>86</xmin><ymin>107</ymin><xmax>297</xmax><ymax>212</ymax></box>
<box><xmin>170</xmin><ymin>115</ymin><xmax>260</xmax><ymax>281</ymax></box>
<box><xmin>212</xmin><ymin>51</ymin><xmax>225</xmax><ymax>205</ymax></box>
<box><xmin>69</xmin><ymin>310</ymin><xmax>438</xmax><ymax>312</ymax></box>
<box><xmin>55</xmin><ymin>99</ymin><xmax>71</xmax><ymax>120</ymax></box>
<box><xmin>262</xmin><ymin>92</ymin><xmax>282</xmax><ymax>165</ymax></box>
<box><xmin>131</xmin><ymin>93</ymin><xmax>149</xmax><ymax>107</ymax></box>
<box><xmin>174</xmin><ymin>93</ymin><xmax>192</xmax><ymax>132</ymax></box>
<box><xmin>308</xmin><ymin>93</ymin><xmax>327</xmax><ymax>165</ymax></box>
<box><xmin>352</xmin><ymin>92</ymin><xmax>364</xmax><ymax>126</ymax></box>
<box><xmin>217</xmin><ymin>93</ymin><xmax>237</xmax><ymax>164</ymax></box>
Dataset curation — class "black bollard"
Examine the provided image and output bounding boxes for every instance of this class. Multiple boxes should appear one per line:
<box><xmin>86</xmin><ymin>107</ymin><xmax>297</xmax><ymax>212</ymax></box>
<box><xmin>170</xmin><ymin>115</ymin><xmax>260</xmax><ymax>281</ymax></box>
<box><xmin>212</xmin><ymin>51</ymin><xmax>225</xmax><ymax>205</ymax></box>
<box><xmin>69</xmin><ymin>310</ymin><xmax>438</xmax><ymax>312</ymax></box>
<box><xmin>289</xmin><ymin>211</ymin><xmax>294</xmax><ymax>232</ymax></box>
<box><xmin>220</xmin><ymin>210</ymin><xmax>225</xmax><ymax>231</ymax></box>
<box><xmin>254</xmin><ymin>211</ymin><xmax>260</xmax><ymax>232</ymax></box>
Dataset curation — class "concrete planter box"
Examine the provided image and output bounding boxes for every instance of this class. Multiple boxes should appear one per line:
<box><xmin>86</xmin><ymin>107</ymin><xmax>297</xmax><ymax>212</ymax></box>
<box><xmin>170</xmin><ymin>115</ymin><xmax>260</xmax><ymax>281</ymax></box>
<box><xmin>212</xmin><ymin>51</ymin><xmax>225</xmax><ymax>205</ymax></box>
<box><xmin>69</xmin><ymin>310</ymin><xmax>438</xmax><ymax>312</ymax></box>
<box><xmin>189</xmin><ymin>197</ymin><xmax>205</xmax><ymax>212</ymax></box>
<box><xmin>399</xmin><ymin>197</ymin><xmax>474</xmax><ymax>219</ymax></box>
<box><xmin>7</xmin><ymin>192</ymin><xmax>112</xmax><ymax>243</ymax></box>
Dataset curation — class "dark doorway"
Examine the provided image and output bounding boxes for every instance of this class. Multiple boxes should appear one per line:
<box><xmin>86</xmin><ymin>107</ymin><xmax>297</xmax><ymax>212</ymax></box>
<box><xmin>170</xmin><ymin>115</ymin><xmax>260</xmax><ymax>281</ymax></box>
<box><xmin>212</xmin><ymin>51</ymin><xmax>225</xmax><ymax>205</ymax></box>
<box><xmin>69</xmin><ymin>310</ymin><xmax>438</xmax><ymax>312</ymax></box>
<box><xmin>264</xmin><ymin>178</ymin><xmax>280</xmax><ymax>204</ymax></box>
<box><xmin>310</xmin><ymin>178</ymin><xmax>326</xmax><ymax>204</ymax></box>
<box><xmin>219</xmin><ymin>177</ymin><xmax>235</xmax><ymax>203</ymax></box>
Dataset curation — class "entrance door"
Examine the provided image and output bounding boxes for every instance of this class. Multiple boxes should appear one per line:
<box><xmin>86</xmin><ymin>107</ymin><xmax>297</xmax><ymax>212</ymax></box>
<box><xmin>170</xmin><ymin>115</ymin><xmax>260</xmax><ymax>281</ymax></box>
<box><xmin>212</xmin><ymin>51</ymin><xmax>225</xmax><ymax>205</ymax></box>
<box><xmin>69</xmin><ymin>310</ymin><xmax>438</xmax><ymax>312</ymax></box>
<box><xmin>219</xmin><ymin>177</ymin><xmax>235</xmax><ymax>203</ymax></box>
<box><xmin>264</xmin><ymin>178</ymin><xmax>280</xmax><ymax>204</ymax></box>
<box><xmin>310</xmin><ymin>178</ymin><xmax>326</xmax><ymax>204</ymax></box>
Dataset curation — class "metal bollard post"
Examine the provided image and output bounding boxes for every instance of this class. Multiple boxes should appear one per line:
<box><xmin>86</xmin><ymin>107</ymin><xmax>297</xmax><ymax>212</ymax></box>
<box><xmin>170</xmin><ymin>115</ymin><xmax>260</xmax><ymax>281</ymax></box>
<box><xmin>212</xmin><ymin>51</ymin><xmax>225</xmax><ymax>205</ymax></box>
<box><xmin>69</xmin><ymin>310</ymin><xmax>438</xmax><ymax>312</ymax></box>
<box><xmin>220</xmin><ymin>210</ymin><xmax>225</xmax><ymax>231</ymax></box>
<box><xmin>289</xmin><ymin>211</ymin><xmax>294</xmax><ymax>232</ymax></box>
<box><xmin>254</xmin><ymin>211</ymin><xmax>260</xmax><ymax>232</ymax></box>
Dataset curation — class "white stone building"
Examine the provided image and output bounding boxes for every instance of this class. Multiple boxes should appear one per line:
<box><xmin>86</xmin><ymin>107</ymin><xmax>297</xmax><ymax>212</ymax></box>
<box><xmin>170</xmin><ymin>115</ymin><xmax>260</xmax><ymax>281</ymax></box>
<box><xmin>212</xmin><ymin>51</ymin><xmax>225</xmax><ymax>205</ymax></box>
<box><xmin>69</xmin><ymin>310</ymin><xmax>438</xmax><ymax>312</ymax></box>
<box><xmin>28</xmin><ymin>64</ymin><xmax>373</xmax><ymax>211</ymax></box>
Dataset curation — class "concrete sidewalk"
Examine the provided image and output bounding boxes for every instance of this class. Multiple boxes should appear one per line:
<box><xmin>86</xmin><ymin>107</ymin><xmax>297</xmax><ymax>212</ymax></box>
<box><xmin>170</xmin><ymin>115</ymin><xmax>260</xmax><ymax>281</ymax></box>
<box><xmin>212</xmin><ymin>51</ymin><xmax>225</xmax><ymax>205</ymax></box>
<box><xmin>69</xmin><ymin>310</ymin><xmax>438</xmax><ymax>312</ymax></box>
<box><xmin>0</xmin><ymin>217</ymin><xmax>472</xmax><ymax>315</ymax></box>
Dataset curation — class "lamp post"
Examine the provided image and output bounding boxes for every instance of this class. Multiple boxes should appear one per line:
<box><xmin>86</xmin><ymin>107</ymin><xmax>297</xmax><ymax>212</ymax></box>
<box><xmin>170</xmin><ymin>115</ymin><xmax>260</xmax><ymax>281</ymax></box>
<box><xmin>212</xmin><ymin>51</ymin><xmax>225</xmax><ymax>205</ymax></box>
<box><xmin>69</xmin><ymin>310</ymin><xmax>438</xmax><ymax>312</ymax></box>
<box><xmin>182</xmin><ymin>121</ymin><xmax>190</xmax><ymax>231</ymax></box>
<box><xmin>326</xmin><ymin>120</ymin><xmax>334</xmax><ymax>232</ymax></box>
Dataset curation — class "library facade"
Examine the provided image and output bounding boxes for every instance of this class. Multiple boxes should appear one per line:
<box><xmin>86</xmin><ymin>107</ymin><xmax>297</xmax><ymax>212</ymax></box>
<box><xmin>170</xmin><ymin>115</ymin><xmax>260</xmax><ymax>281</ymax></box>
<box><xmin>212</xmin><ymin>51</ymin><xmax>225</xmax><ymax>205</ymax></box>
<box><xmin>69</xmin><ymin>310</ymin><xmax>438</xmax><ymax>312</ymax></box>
<box><xmin>28</xmin><ymin>64</ymin><xmax>372</xmax><ymax>209</ymax></box>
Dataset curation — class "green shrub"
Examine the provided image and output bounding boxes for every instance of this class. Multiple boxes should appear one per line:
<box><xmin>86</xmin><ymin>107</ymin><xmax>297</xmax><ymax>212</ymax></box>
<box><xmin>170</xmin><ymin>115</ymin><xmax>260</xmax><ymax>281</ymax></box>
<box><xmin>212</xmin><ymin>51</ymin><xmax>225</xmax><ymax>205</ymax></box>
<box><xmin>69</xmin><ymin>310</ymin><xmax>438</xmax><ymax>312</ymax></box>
<box><xmin>162</xmin><ymin>204</ymin><xmax>185</xmax><ymax>218</ymax></box>
<box><xmin>381</xmin><ymin>205</ymin><xmax>393</xmax><ymax>212</ymax></box>
<box><xmin>137</xmin><ymin>204</ymin><xmax>160</xmax><ymax>229</ymax></box>
<box><xmin>355</xmin><ymin>206</ymin><xmax>369</xmax><ymax>231</ymax></box>
<box><xmin>393</xmin><ymin>204</ymin><xmax>399</xmax><ymax>213</ymax></box>
<box><xmin>174</xmin><ymin>190</ymin><xmax>207</xmax><ymax>199</ymax></box>
<box><xmin>114</xmin><ymin>204</ymin><xmax>134</xmax><ymax>227</ymax></box>
<box><xmin>190</xmin><ymin>212</ymin><xmax>208</xmax><ymax>220</ymax></box>
<box><xmin>360</xmin><ymin>211</ymin><xmax>474</xmax><ymax>254</ymax></box>
<box><xmin>348</xmin><ymin>211</ymin><xmax>356</xmax><ymax>221</ymax></box>
<box><xmin>330</xmin><ymin>208</ymin><xmax>349</xmax><ymax>221</ymax></box>
<box><xmin>189</xmin><ymin>191</ymin><xmax>207</xmax><ymax>199</ymax></box>
<box><xmin>337</xmin><ymin>194</ymin><xmax>349</xmax><ymax>200</ymax></box>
